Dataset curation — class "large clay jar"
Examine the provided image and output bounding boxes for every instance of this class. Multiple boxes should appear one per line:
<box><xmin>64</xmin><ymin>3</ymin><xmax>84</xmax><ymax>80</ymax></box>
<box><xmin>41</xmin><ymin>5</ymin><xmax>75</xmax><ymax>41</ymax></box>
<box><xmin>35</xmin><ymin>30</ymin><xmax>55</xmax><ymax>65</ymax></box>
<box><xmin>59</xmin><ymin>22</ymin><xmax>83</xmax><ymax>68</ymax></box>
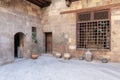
<box><xmin>85</xmin><ymin>51</ymin><xmax>93</xmax><ymax>62</ymax></box>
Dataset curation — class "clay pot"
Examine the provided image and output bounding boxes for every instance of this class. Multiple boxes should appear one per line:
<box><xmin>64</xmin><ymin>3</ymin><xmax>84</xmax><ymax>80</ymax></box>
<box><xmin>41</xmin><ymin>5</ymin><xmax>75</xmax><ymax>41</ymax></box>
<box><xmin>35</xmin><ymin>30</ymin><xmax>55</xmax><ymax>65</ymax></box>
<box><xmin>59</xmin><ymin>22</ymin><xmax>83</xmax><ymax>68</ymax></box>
<box><xmin>101</xmin><ymin>58</ymin><xmax>109</xmax><ymax>63</ymax></box>
<box><xmin>79</xmin><ymin>56</ymin><xmax>84</xmax><ymax>60</ymax></box>
<box><xmin>63</xmin><ymin>53</ymin><xmax>71</xmax><ymax>60</ymax></box>
<box><xmin>55</xmin><ymin>52</ymin><xmax>62</xmax><ymax>58</ymax></box>
<box><xmin>31</xmin><ymin>54</ymin><xmax>38</xmax><ymax>59</ymax></box>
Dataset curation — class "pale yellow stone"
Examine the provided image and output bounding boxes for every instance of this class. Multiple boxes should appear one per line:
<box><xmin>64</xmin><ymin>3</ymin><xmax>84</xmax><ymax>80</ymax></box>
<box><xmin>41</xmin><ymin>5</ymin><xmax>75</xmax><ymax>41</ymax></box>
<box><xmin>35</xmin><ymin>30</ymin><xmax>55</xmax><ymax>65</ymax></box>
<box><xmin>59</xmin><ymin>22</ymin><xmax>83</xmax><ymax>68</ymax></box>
<box><xmin>69</xmin><ymin>45</ymin><xmax>76</xmax><ymax>50</ymax></box>
<box><xmin>92</xmin><ymin>0</ymin><xmax>100</xmax><ymax>3</ymax></box>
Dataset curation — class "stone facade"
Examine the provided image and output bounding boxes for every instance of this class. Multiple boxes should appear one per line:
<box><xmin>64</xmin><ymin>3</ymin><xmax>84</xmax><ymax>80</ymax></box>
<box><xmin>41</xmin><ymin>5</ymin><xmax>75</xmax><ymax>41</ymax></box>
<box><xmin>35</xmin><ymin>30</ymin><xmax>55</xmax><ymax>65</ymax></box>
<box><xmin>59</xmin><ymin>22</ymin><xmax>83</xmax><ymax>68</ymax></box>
<box><xmin>41</xmin><ymin>0</ymin><xmax>120</xmax><ymax>62</ymax></box>
<box><xmin>111</xmin><ymin>7</ymin><xmax>120</xmax><ymax>62</ymax></box>
<box><xmin>1</xmin><ymin>0</ymin><xmax>120</xmax><ymax>65</ymax></box>
<box><xmin>0</xmin><ymin>0</ymin><xmax>44</xmax><ymax>65</ymax></box>
<box><xmin>42</xmin><ymin>0</ymin><xmax>79</xmax><ymax>55</ymax></box>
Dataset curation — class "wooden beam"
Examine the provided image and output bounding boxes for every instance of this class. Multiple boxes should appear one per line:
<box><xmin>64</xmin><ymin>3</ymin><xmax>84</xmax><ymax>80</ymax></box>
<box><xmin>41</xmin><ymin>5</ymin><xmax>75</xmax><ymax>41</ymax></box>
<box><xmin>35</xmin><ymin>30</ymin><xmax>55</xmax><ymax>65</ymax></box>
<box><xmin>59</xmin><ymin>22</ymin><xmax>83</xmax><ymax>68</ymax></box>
<box><xmin>71</xmin><ymin>0</ymin><xmax>79</xmax><ymax>2</ymax></box>
<box><xmin>27</xmin><ymin>0</ymin><xmax>51</xmax><ymax>8</ymax></box>
<box><xmin>38</xmin><ymin>0</ymin><xmax>47</xmax><ymax>4</ymax></box>
<box><xmin>27</xmin><ymin>0</ymin><xmax>43</xmax><ymax>7</ymax></box>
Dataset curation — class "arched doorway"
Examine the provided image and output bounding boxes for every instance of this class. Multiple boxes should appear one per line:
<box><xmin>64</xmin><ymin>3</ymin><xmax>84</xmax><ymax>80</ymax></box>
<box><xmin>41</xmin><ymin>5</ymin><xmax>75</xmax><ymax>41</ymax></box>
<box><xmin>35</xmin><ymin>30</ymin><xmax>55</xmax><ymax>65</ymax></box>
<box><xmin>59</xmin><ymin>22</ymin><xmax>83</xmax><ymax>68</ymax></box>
<box><xmin>14</xmin><ymin>32</ymin><xmax>25</xmax><ymax>58</ymax></box>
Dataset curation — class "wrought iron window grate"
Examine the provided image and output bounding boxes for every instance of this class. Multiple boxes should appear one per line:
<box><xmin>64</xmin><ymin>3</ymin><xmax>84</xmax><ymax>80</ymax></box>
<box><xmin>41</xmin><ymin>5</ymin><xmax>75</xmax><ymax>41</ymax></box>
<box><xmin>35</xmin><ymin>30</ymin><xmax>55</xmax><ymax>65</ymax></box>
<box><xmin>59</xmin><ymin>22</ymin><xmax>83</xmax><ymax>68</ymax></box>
<box><xmin>77</xmin><ymin>10</ymin><xmax>110</xmax><ymax>50</ymax></box>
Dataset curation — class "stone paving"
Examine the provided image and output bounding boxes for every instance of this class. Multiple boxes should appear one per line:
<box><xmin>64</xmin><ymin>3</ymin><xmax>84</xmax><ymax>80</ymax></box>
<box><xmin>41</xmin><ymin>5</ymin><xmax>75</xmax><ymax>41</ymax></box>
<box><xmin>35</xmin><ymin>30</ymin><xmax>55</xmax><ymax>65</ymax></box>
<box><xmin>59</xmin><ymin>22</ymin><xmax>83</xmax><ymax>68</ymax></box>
<box><xmin>0</xmin><ymin>54</ymin><xmax>120</xmax><ymax>80</ymax></box>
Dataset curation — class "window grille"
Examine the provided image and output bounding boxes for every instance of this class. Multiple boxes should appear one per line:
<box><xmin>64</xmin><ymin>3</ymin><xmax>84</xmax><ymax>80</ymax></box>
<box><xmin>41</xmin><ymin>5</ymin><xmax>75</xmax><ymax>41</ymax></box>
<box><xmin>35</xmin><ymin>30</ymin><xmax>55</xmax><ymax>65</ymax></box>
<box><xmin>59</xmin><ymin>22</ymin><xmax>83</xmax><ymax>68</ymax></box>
<box><xmin>78</xmin><ymin>13</ymin><xmax>90</xmax><ymax>21</ymax></box>
<box><xmin>77</xmin><ymin>10</ymin><xmax>110</xmax><ymax>50</ymax></box>
<box><xmin>94</xmin><ymin>11</ymin><xmax>109</xmax><ymax>20</ymax></box>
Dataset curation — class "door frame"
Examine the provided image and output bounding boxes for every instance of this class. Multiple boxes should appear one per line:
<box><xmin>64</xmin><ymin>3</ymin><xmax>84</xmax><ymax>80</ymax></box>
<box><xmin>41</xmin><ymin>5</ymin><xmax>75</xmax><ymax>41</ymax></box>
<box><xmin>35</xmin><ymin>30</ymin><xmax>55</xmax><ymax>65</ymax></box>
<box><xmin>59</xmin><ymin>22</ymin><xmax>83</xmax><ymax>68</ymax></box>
<box><xmin>45</xmin><ymin>32</ymin><xmax>52</xmax><ymax>53</ymax></box>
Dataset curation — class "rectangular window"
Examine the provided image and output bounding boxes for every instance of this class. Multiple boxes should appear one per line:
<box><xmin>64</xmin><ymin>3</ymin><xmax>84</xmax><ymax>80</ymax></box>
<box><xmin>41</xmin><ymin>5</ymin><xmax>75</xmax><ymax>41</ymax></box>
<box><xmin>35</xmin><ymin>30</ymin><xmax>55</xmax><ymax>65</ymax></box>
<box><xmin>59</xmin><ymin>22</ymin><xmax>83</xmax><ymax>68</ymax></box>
<box><xmin>32</xmin><ymin>27</ymin><xmax>37</xmax><ymax>43</ymax></box>
<box><xmin>78</xmin><ymin>12</ymin><xmax>91</xmax><ymax>21</ymax></box>
<box><xmin>32</xmin><ymin>27</ymin><xmax>36</xmax><ymax>32</ymax></box>
<box><xmin>77</xmin><ymin>10</ymin><xmax>110</xmax><ymax>50</ymax></box>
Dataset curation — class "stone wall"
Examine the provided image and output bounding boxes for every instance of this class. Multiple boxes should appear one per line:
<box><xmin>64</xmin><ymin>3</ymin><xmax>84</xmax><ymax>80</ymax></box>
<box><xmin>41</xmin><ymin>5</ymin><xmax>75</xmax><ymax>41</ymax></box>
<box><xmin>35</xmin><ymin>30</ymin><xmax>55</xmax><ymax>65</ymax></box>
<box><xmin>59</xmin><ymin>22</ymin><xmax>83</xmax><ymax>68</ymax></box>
<box><xmin>0</xmin><ymin>0</ymin><xmax>120</xmax><ymax>64</ymax></box>
<box><xmin>0</xmin><ymin>0</ymin><xmax>44</xmax><ymax>65</ymax></box>
<box><xmin>111</xmin><ymin>7</ymin><xmax>120</xmax><ymax>62</ymax></box>
<box><xmin>42</xmin><ymin>0</ymin><xmax>120</xmax><ymax>62</ymax></box>
<box><xmin>41</xmin><ymin>0</ymin><xmax>79</xmax><ymax>55</ymax></box>
<box><xmin>82</xmin><ymin>0</ymin><xmax>120</xmax><ymax>8</ymax></box>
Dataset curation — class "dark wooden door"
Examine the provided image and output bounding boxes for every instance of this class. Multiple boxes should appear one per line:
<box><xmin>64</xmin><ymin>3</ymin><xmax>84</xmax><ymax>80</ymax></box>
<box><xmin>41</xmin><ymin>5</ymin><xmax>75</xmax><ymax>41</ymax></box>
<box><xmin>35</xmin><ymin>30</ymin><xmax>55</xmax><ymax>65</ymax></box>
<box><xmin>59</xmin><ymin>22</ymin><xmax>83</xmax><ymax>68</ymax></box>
<box><xmin>45</xmin><ymin>33</ymin><xmax>52</xmax><ymax>53</ymax></box>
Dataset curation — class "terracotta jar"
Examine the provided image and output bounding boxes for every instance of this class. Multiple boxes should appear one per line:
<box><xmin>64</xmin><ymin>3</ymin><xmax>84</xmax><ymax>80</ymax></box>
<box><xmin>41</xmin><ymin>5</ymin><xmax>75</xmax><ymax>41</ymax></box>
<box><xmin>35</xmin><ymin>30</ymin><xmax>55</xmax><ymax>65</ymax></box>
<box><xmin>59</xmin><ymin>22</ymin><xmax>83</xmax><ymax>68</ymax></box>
<box><xmin>31</xmin><ymin>54</ymin><xmax>38</xmax><ymax>59</ymax></box>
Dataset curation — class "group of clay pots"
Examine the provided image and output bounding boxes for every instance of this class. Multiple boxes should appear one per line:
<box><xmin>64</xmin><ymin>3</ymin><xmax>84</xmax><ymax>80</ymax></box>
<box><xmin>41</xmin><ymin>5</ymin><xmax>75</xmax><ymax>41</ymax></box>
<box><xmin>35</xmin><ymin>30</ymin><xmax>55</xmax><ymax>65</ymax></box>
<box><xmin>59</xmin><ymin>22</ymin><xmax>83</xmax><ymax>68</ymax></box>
<box><xmin>54</xmin><ymin>52</ymin><xmax>71</xmax><ymax>60</ymax></box>
<box><xmin>83</xmin><ymin>51</ymin><xmax>109</xmax><ymax>63</ymax></box>
<box><xmin>53</xmin><ymin>51</ymin><xmax>109</xmax><ymax>63</ymax></box>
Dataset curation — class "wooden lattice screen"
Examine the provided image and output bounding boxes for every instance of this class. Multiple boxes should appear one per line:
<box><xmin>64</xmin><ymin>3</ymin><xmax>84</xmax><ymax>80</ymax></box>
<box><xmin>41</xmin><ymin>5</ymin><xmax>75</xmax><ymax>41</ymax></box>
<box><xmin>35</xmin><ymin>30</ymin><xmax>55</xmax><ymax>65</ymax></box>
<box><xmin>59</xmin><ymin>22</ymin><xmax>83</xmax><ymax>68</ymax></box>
<box><xmin>77</xmin><ymin>10</ymin><xmax>110</xmax><ymax>50</ymax></box>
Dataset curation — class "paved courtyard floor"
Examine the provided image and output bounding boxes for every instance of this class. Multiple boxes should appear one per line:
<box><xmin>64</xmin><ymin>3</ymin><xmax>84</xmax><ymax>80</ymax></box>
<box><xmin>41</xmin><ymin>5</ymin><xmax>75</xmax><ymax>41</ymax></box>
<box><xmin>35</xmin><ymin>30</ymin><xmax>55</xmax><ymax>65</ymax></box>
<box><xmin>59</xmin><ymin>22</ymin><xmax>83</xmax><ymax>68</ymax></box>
<box><xmin>0</xmin><ymin>54</ymin><xmax>120</xmax><ymax>80</ymax></box>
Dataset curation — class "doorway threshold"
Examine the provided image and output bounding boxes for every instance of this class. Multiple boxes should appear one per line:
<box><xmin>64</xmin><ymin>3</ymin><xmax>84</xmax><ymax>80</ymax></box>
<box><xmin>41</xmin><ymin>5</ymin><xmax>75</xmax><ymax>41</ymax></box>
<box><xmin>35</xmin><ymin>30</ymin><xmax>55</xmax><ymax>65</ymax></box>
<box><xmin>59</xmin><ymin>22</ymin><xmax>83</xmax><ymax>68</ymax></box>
<box><xmin>14</xmin><ymin>58</ymin><xmax>27</xmax><ymax>63</ymax></box>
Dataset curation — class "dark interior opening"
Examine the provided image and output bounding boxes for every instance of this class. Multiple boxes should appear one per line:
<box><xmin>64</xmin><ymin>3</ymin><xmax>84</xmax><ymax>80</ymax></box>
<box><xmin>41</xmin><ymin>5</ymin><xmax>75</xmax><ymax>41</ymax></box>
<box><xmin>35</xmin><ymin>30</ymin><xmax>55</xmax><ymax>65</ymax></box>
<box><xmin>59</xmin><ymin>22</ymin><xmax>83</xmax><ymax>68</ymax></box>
<box><xmin>14</xmin><ymin>34</ymin><xmax>20</xmax><ymax>57</ymax></box>
<box><xmin>14</xmin><ymin>32</ymin><xmax>24</xmax><ymax>58</ymax></box>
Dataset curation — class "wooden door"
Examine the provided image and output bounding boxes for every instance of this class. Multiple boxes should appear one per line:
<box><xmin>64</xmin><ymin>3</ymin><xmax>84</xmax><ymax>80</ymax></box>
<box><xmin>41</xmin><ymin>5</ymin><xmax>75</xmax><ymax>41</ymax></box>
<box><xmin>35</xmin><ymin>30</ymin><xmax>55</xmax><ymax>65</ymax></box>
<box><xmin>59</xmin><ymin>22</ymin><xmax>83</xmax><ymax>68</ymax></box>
<box><xmin>45</xmin><ymin>33</ymin><xmax>52</xmax><ymax>53</ymax></box>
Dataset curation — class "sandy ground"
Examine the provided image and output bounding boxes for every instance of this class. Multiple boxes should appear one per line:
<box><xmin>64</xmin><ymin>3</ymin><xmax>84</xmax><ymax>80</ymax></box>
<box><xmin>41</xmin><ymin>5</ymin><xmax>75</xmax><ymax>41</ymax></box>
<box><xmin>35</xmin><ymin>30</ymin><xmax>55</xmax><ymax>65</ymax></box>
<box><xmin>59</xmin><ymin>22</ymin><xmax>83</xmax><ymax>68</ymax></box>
<box><xmin>0</xmin><ymin>54</ymin><xmax>120</xmax><ymax>80</ymax></box>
